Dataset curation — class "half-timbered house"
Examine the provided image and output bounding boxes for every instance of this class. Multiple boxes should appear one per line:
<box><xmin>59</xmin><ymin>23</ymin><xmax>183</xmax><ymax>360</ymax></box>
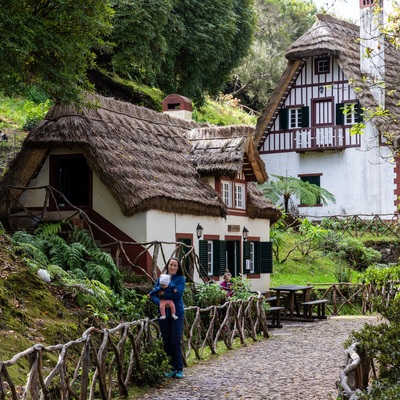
<box><xmin>0</xmin><ymin>94</ymin><xmax>280</xmax><ymax>291</ymax></box>
<box><xmin>254</xmin><ymin>2</ymin><xmax>400</xmax><ymax>219</ymax></box>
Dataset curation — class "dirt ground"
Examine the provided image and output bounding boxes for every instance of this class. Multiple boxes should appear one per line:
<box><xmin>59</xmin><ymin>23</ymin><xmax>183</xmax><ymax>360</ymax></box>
<box><xmin>139</xmin><ymin>315</ymin><xmax>378</xmax><ymax>400</ymax></box>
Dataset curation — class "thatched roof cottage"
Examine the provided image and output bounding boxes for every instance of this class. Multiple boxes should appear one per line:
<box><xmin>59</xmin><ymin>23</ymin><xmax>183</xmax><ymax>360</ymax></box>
<box><xmin>0</xmin><ymin>94</ymin><xmax>280</xmax><ymax>290</ymax></box>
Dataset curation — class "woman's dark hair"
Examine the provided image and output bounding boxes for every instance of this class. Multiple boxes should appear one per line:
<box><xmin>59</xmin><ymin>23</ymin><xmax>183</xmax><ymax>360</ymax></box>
<box><xmin>164</xmin><ymin>257</ymin><xmax>184</xmax><ymax>276</ymax></box>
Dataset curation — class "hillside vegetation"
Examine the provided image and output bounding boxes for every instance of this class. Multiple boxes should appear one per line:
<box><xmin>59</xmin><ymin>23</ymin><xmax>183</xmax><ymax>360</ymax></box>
<box><xmin>0</xmin><ymin>233</ymin><xmax>85</xmax><ymax>384</ymax></box>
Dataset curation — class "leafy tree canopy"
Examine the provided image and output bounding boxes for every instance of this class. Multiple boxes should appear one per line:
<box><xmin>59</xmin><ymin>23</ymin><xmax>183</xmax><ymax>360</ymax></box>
<box><xmin>0</xmin><ymin>0</ymin><xmax>255</xmax><ymax>105</ymax></box>
<box><xmin>0</xmin><ymin>0</ymin><xmax>113</xmax><ymax>103</ymax></box>
<box><xmin>228</xmin><ymin>0</ymin><xmax>318</xmax><ymax>110</ymax></box>
<box><xmin>109</xmin><ymin>0</ymin><xmax>256</xmax><ymax>104</ymax></box>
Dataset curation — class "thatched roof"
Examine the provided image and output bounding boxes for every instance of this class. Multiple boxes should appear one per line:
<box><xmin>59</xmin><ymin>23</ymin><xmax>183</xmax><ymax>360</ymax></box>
<box><xmin>247</xmin><ymin>182</ymin><xmax>282</xmax><ymax>223</ymax></box>
<box><xmin>187</xmin><ymin>125</ymin><xmax>268</xmax><ymax>183</ymax></box>
<box><xmin>255</xmin><ymin>13</ymin><xmax>400</xmax><ymax>145</ymax></box>
<box><xmin>0</xmin><ymin>95</ymin><xmax>279</xmax><ymax>222</ymax></box>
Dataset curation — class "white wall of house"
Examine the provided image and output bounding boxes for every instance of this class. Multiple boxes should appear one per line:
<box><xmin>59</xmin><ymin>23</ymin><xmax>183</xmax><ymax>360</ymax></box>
<box><xmin>260</xmin><ymin>55</ymin><xmax>397</xmax><ymax>218</ymax></box>
<box><xmin>261</xmin><ymin>126</ymin><xmax>396</xmax><ymax>218</ymax></box>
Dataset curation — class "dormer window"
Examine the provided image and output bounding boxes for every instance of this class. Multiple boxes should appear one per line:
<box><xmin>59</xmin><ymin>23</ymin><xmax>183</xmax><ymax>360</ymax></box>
<box><xmin>221</xmin><ymin>180</ymin><xmax>246</xmax><ymax>210</ymax></box>
<box><xmin>314</xmin><ymin>56</ymin><xmax>330</xmax><ymax>74</ymax></box>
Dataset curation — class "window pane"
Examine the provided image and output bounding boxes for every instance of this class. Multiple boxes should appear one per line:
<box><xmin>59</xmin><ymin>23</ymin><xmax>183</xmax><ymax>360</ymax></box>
<box><xmin>221</xmin><ymin>181</ymin><xmax>232</xmax><ymax>207</ymax></box>
<box><xmin>235</xmin><ymin>183</ymin><xmax>245</xmax><ymax>209</ymax></box>
<box><xmin>207</xmin><ymin>241</ymin><xmax>213</xmax><ymax>275</ymax></box>
<box><xmin>250</xmin><ymin>242</ymin><xmax>255</xmax><ymax>273</ymax></box>
<box><xmin>289</xmin><ymin>108</ymin><xmax>302</xmax><ymax>129</ymax></box>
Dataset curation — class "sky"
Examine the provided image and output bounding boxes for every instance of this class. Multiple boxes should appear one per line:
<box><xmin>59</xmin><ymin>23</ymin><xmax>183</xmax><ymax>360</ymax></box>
<box><xmin>313</xmin><ymin>0</ymin><xmax>394</xmax><ymax>22</ymax></box>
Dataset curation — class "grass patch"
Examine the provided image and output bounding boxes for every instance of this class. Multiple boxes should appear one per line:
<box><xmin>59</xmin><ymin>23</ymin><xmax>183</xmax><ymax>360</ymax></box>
<box><xmin>271</xmin><ymin>258</ymin><xmax>338</xmax><ymax>287</ymax></box>
<box><xmin>0</xmin><ymin>96</ymin><xmax>29</xmax><ymax>129</ymax></box>
<box><xmin>193</xmin><ymin>95</ymin><xmax>257</xmax><ymax>126</ymax></box>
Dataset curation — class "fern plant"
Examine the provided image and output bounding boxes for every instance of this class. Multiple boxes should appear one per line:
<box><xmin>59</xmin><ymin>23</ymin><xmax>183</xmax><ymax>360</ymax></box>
<box><xmin>11</xmin><ymin>223</ymin><xmax>122</xmax><ymax>293</ymax></box>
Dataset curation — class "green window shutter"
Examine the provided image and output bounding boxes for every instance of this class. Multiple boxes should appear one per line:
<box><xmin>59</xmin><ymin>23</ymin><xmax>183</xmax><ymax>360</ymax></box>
<box><xmin>356</xmin><ymin>102</ymin><xmax>363</xmax><ymax>123</ymax></box>
<box><xmin>212</xmin><ymin>240</ymin><xmax>226</xmax><ymax>277</ymax></box>
<box><xmin>301</xmin><ymin>106</ymin><xmax>309</xmax><ymax>128</ymax></box>
<box><xmin>260</xmin><ymin>241</ymin><xmax>273</xmax><ymax>274</ymax></box>
<box><xmin>243</xmin><ymin>241</ymin><xmax>251</xmax><ymax>272</ymax></box>
<box><xmin>199</xmin><ymin>240</ymin><xmax>208</xmax><ymax>277</ymax></box>
<box><xmin>279</xmin><ymin>108</ymin><xmax>288</xmax><ymax>130</ymax></box>
<box><xmin>336</xmin><ymin>103</ymin><xmax>344</xmax><ymax>125</ymax></box>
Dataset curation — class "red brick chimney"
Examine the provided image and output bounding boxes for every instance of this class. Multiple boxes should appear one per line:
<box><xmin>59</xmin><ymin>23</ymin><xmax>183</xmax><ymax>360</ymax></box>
<box><xmin>162</xmin><ymin>94</ymin><xmax>193</xmax><ymax>120</ymax></box>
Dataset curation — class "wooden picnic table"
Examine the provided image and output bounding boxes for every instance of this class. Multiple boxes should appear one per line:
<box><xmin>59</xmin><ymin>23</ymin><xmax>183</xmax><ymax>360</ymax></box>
<box><xmin>270</xmin><ymin>285</ymin><xmax>313</xmax><ymax>319</ymax></box>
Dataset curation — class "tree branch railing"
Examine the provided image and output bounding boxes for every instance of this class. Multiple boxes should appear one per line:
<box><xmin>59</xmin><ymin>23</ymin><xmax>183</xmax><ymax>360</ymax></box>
<box><xmin>337</xmin><ymin>342</ymin><xmax>376</xmax><ymax>400</ymax></box>
<box><xmin>283</xmin><ymin>213</ymin><xmax>400</xmax><ymax>239</ymax></box>
<box><xmin>5</xmin><ymin>185</ymin><xmax>210</xmax><ymax>284</ymax></box>
<box><xmin>305</xmin><ymin>282</ymin><xmax>400</xmax><ymax>317</ymax></box>
<box><xmin>0</xmin><ymin>296</ymin><xmax>268</xmax><ymax>400</ymax></box>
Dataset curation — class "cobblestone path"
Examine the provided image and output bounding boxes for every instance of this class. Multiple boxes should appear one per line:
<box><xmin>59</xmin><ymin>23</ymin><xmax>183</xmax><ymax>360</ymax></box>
<box><xmin>139</xmin><ymin>316</ymin><xmax>377</xmax><ymax>400</ymax></box>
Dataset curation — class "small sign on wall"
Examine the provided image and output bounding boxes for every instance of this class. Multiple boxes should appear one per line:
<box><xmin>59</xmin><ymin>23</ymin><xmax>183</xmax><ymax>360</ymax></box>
<box><xmin>228</xmin><ymin>225</ymin><xmax>240</xmax><ymax>232</ymax></box>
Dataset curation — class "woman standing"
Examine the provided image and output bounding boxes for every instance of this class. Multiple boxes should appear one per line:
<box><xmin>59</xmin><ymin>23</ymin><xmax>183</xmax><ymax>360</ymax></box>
<box><xmin>149</xmin><ymin>257</ymin><xmax>186</xmax><ymax>378</ymax></box>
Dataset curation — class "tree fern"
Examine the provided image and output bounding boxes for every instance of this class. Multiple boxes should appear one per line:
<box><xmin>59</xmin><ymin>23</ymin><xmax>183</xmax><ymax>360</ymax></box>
<box><xmin>69</xmin><ymin>268</ymin><xmax>89</xmax><ymax>281</ymax></box>
<box><xmin>12</xmin><ymin>224</ymin><xmax>122</xmax><ymax>293</ymax></box>
<box><xmin>89</xmin><ymin>249</ymin><xmax>122</xmax><ymax>293</ymax></box>
<box><xmin>11</xmin><ymin>232</ymin><xmax>50</xmax><ymax>266</ymax></box>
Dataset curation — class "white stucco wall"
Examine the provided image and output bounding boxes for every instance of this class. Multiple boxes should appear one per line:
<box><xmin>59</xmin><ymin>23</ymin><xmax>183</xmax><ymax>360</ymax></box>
<box><xmin>261</xmin><ymin>123</ymin><xmax>396</xmax><ymax>218</ymax></box>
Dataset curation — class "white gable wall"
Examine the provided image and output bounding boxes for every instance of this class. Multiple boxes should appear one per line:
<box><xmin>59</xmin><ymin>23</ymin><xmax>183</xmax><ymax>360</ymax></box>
<box><xmin>264</xmin><ymin>137</ymin><xmax>395</xmax><ymax>217</ymax></box>
<box><xmin>260</xmin><ymin>56</ymin><xmax>396</xmax><ymax>218</ymax></box>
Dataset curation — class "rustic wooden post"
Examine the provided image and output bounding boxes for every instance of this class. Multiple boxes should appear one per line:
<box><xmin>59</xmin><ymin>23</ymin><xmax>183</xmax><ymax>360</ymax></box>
<box><xmin>151</xmin><ymin>242</ymin><xmax>160</xmax><ymax>281</ymax></box>
<box><xmin>80</xmin><ymin>340</ymin><xmax>91</xmax><ymax>400</ymax></box>
<box><xmin>332</xmin><ymin>284</ymin><xmax>337</xmax><ymax>315</ymax></box>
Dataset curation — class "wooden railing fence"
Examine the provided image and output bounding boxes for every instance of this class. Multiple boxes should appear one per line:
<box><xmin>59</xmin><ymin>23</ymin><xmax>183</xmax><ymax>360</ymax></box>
<box><xmin>284</xmin><ymin>213</ymin><xmax>400</xmax><ymax>239</ymax></box>
<box><xmin>5</xmin><ymin>185</ymin><xmax>208</xmax><ymax>284</ymax></box>
<box><xmin>306</xmin><ymin>282</ymin><xmax>400</xmax><ymax>316</ymax></box>
<box><xmin>0</xmin><ymin>297</ymin><xmax>268</xmax><ymax>400</ymax></box>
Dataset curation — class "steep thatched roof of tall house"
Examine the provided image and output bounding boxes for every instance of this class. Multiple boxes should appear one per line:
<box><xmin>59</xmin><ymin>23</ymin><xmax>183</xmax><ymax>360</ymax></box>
<box><xmin>254</xmin><ymin>13</ymin><xmax>400</xmax><ymax>146</ymax></box>
<box><xmin>0</xmin><ymin>95</ymin><xmax>280</xmax><ymax>222</ymax></box>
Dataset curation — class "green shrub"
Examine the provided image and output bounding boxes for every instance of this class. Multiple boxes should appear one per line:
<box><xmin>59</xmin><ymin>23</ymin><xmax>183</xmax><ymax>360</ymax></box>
<box><xmin>348</xmin><ymin>295</ymin><xmax>400</xmax><ymax>398</ymax></box>
<box><xmin>129</xmin><ymin>339</ymin><xmax>170</xmax><ymax>385</ymax></box>
<box><xmin>326</xmin><ymin>237</ymin><xmax>381</xmax><ymax>270</ymax></box>
<box><xmin>22</xmin><ymin>99</ymin><xmax>52</xmax><ymax>130</ymax></box>
<box><xmin>193</xmin><ymin>281</ymin><xmax>227</xmax><ymax>308</ymax></box>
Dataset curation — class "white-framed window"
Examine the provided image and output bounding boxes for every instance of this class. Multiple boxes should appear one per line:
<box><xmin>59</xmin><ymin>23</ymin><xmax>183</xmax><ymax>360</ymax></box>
<box><xmin>207</xmin><ymin>240</ymin><xmax>214</xmax><ymax>275</ymax></box>
<box><xmin>221</xmin><ymin>181</ymin><xmax>233</xmax><ymax>207</ymax></box>
<box><xmin>222</xmin><ymin>180</ymin><xmax>246</xmax><ymax>210</ymax></box>
<box><xmin>289</xmin><ymin>108</ymin><xmax>302</xmax><ymax>129</ymax></box>
<box><xmin>344</xmin><ymin>103</ymin><xmax>358</xmax><ymax>125</ymax></box>
<box><xmin>235</xmin><ymin>183</ymin><xmax>246</xmax><ymax>209</ymax></box>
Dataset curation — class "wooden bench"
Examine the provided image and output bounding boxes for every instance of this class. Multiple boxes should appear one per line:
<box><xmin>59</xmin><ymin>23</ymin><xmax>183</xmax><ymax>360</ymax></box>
<box><xmin>267</xmin><ymin>306</ymin><xmax>285</xmax><ymax>328</ymax></box>
<box><xmin>302</xmin><ymin>299</ymin><xmax>328</xmax><ymax>320</ymax></box>
<box><xmin>265</xmin><ymin>296</ymin><xmax>277</xmax><ymax>304</ymax></box>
